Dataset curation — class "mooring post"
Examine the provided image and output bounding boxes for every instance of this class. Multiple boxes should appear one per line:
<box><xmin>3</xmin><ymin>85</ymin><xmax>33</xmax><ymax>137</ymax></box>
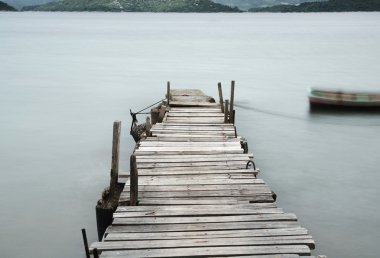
<box><xmin>145</xmin><ymin>116</ymin><xmax>151</xmax><ymax>137</ymax></box>
<box><xmin>218</xmin><ymin>82</ymin><xmax>224</xmax><ymax>113</ymax></box>
<box><xmin>93</xmin><ymin>248</ymin><xmax>99</xmax><ymax>258</ymax></box>
<box><xmin>167</xmin><ymin>81</ymin><xmax>171</xmax><ymax>106</ymax></box>
<box><xmin>81</xmin><ymin>228</ymin><xmax>90</xmax><ymax>258</ymax></box>
<box><xmin>224</xmin><ymin>99</ymin><xmax>229</xmax><ymax>123</ymax></box>
<box><xmin>158</xmin><ymin>105</ymin><xmax>167</xmax><ymax>123</ymax></box>
<box><xmin>229</xmin><ymin>80</ymin><xmax>235</xmax><ymax>123</ymax></box>
<box><xmin>110</xmin><ymin>121</ymin><xmax>121</xmax><ymax>193</ymax></box>
<box><xmin>130</xmin><ymin>154</ymin><xmax>138</xmax><ymax>206</ymax></box>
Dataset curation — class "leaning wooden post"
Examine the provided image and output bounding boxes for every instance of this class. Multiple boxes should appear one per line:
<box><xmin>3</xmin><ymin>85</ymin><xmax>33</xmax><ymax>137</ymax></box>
<box><xmin>110</xmin><ymin>121</ymin><xmax>121</xmax><ymax>194</ymax></box>
<box><xmin>218</xmin><ymin>82</ymin><xmax>224</xmax><ymax>113</ymax></box>
<box><xmin>145</xmin><ymin>116</ymin><xmax>151</xmax><ymax>137</ymax></box>
<box><xmin>229</xmin><ymin>80</ymin><xmax>235</xmax><ymax>123</ymax></box>
<box><xmin>167</xmin><ymin>81</ymin><xmax>171</xmax><ymax>106</ymax></box>
<box><xmin>81</xmin><ymin>228</ymin><xmax>90</xmax><ymax>258</ymax></box>
<box><xmin>224</xmin><ymin>99</ymin><xmax>229</xmax><ymax>123</ymax></box>
<box><xmin>130</xmin><ymin>155</ymin><xmax>138</xmax><ymax>206</ymax></box>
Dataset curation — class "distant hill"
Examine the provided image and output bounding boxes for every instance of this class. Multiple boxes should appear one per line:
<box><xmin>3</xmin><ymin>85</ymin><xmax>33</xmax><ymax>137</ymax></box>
<box><xmin>212</xmin><ymin>0</ymin><xmax>326</xmax><ymax>11</ymax></box>
<box><xmin>0</xmin><ymin>0</ymin><xmax>16</xmax><ymax>10</ymax></box>
<box><xmin>23</xmin><ymin>0</ymin><xmax>241</xmax><ymax>12</ymax></box>
<box><xmin>250</xmin><ymin>0</ymin><xmax>380</xmax><ymax>12</ymax></box>
<box><xmin>2</xmin><ymin>0</ymin><xmax>56</xmax><ymax>9</ymax></box>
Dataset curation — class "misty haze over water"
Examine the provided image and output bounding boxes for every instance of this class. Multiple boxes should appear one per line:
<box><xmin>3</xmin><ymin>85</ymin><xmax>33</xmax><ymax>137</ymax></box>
<box><xmin>0</xmin><ymin>12</ymin><xmax>380</xmax><ymax>258</ymax></box>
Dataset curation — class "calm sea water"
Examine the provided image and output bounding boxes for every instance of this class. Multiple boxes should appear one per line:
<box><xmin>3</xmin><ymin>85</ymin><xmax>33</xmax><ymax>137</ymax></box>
<box><xmin>1</xmin><ymin>12</ymin><xmax>379</xmax><ymax>258</ymax></box>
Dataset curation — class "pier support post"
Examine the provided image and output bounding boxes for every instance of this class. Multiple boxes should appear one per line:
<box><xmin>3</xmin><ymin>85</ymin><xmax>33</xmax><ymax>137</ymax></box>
<box><xmin>218</xmin><ymin>82</ymin><xmax>224</xmax><ymax>113</ymax></box>
<box><xmin>229</xmin><ymin>80</ymin><xmax>235</xmax><ymax>123</ymax></box>
<box><xmin>95</xmin><ymin>121</ymin><xmax>125</xmax><ymax>241</ymax></box>
<box><xmin>167</xmin><ymin>81</ymin><xmax>171</xmax><ymax>106</ymax></box>
<box><xmin>130</xmin><ymin>155</ymin><xmax>138</xmax><ymax>206</ymax></box>
<box><xmin>224</xmin><ymin>99</ymin><xmax>229</xmax><ymax>123</ymax></box>
<box><xmin>110</xmin><ymin>121</ymin><xmax>121</xmax><ymax>193</ymax></box>
<box><xmin>93</xmin><ymin>248</ymin><xmax>100</xmax><ymax>258</ymax></box>
<box><xmin>145</xmin><ymin>117</ymin><xmax>151</xmax><ymax>137</ymax></box>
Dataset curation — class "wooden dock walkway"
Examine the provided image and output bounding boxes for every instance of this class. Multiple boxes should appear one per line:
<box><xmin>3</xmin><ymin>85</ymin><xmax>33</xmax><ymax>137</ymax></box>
<box><xmin>89</xmin><ymin>87</ymin><xmax>319</xmax><ymax>258</ymax></box>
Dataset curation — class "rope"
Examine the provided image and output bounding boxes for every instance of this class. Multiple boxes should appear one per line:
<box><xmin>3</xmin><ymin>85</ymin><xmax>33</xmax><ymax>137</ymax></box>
<box><xmin>130</xmin><ymin>98</ymin><xmax>167</xmax><ymax>133</ymax></box>
<box><xmin>234</xmin><ymin>103</ymin><xmax>380</xmax><ymax>127</ymax></box>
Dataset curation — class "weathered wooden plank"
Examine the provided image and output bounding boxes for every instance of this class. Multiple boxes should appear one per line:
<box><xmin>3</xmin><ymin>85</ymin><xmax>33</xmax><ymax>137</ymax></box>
<box><xmin>169</xmin><ymin>101</ymin><xmax>221</xmax><ymax>107</ymax></box>
<box><xmin>122</xmin><ymin>166</ymin><xmax>258</xmax><ymax>174</ymax></box>
<box><xmin>106</xmin><ymin>220</ymin><xmax>303</xmax><ymax>233</ymax></box>
<box><xmin>152</xmin><ymin>126</ymin><xmax>235</xmax><ymax>130</ymax></box>
<box><xmin>122</xmin><ymin>190</ymin><xmax>271</xmax><ymax>199</ymax></box>
<box><xmin>125</xmin><ymin>177</ymin><xmax>264</xmax><ymax>186</ymax></box>
<box><xmin>168</xmin><ymin>113</ymin><xmax>225</xmax><ymax>117</ymax></box>
<box><xmin>115</xmin><ymin>203</ymin><xmax>277</xmax><ymax>211</ymax></box>
<box><xmin>136</xmin><ymin>161</ymin><xmax>251</xmax><ymax>169</ymax></box>
<box><xmin>139</xmin><ymin>142</ymin><xmax>240</xmax><ymax>148</ymax></box>
<box><xmin>144</xmin><ymin>137</ymin><xmax>241</xmax><ymax>142</ymax></box>
<box><xmin>134</xmin><ymin>150</ymin><xmax>244</xmax><ymax>156</ymax></box>
<box><xmin>91</xmin><ymin>236</ymin><xmax>314</xmax><ymax>252</ymax></box>
<box><xmin>98</xmin><ymin>245</ymin><xmax>311</xmax><ymax>257</ymax></box>
<box><xmin>133</xmin><ymin>170</ymin><xmax>258</xmax><ymax>177</ymax></box>
<box><xmin>120</xmin><ymin>195</ymin><xmax>274</xmax><ymax>203</ymax></box>
<box><xmin>136</xmin><ymin>153</ymin><xmax>253</xmax><ymax>161</ymax></box>
<box><xmin>135</xmin><ymin>198</ymin><xmax>253</xmax><ymax>206</ymax></box>
<box><xmin>122</xmin><ymin>184</ymin><xmax>268</xmax><ymax>192</ymax></box>
<box><xmin>105</xmin><ymin>228</ymin><xmax>309</xmax><ymax>241</ymax></box>
<box><xmin>112</xmin><ymin>214</ymin><xmax>296</xmax><ymax>224</ymax></box>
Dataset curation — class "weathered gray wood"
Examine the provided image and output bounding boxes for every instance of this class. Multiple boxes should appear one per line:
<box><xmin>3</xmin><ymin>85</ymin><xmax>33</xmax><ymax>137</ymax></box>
<box><xmin>145</xmin><ymin>116</ymin><xmax>151</xmax><ymax>137</ymax></box>
<box><xmin>96</xmin><ymin>245</ymin><xmax>311</xmax><ymax>257</ymax></box>
<box><xmin>122</xmin><ymin>184</ymin><xmax>268</xmax><ymax>192</ymax></box>
<box><xmin>105</xmin><ymin>228</ymin><xmax>309</xmax><ymax>241</ymax></box>
<box><xmin>169</xmin><ymin>101</ymin><xmax>220</xmax><ymax>107</ymax></box>
<box><xmin>218</xmin><ymin>82</ymin><xmax>224</xmax><ymax>113</ymax></box>
<box><xmin>224</xmin><ymin>99</ymin><xmax>229</xmax><ymax>123</ymax></box>
<box><xmin>92</xmin><ymin>87</ymin><xmax>317</xmax><ymax>258</ymax></box>
<box><xmin>129</xmin><ymin>155</ymin><xmax>138</xmax><ymax>206</ymax></box>
<box><xmin>116</xmin><ymin>203</ymin><xmax>276</xmax><ymax>211</ymax></box>
<box><xmin>110</xmin><ymin>121</ymin><xmax>121</xmax><ymax>192</ymax></box>
<box><xmin>168</xmin><ymin>113</ymin><xmax>224</xmax><ymax>117</ymax></box>
<box><xmin>92</xmin><ymin>236</ymin><xmax>314</xmax><ymax>252</ymax></box>
<box><xmin>136</xmin><ymin>153</ymin><xmax>253</xmax><ymax>160</ymax></box>
<box><xmin>157</xmin><ymin>105</ymin><xmax>167</xmax><ymax>123</ymax></box>
<box><xmin>167</xmin><ymin>81</ymin><xmax>170</xmax><ymax>105</ymax></box>
<box><xmin>153</xmin><ymin>122</ymin><xmax>234</xmax><ymax>127</ymax></box>
<box><xmin>230</xmin><ymin>80</ymin><xmax>235</xmax><ymax>123</ymax></box>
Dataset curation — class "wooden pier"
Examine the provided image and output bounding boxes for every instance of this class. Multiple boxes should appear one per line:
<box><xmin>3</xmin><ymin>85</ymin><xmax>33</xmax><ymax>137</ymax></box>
<box><xmin>89</xmin><ymin>84</ymin><xmax>322</xmax><ymax>258</ymax></box>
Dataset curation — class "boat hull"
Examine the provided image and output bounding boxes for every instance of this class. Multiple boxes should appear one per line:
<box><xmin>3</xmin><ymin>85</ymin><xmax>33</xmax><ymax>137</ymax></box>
<box><xmin>308</xmin><ymin>89</ymin><xmax>380</xmax><ymax>108</ymax></box>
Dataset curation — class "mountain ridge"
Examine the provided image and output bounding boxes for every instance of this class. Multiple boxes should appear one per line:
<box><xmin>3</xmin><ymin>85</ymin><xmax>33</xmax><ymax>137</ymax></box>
<box><xmin>250</xmin><ymin>0</ymin><xmax>380</xmax><ymax>12</ymax></box>
<box><xmin>22</xmin><ymin>0</ymin><xmax>241</xmax><ymax>12</ymax></box>
<box><xmin>0</xmin><ymin>0</ymin><xmax>16</xmax><ymax>10</ymax></box>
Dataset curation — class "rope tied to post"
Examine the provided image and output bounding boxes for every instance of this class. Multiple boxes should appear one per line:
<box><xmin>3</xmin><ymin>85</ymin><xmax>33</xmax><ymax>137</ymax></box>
<box><xmin>130</xmin><ymin>98</ymin><xmax>166</xmax><ymax>141</ymax></box>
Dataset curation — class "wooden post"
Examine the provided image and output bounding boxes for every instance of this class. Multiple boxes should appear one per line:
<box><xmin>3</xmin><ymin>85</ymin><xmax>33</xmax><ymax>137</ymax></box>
<box><xmin>130</xmin><ymin>155</ymin><xmax>138</xmax><ymax>206</ymax></box>
<box><xmin>110</xmin><ymin>121</ymin><xmax>121</xmax><ymax>193</ymax></box>
<box><xmin>224</xmin><ymin>99</ymin><xmax>229</xmax><ymax>123</ymax></box>
<box><xmin>93</xmin><ymin>248</ymin><xmax>100</xmax><ymax>258</ymax></box>
<box><xmin>81</xmin><ymin>228</ymin><xmax>90</xmax><ymax>258</ymax></box>
<box><xmin>167</xmin><ymin>81</ymin><xmax>171</xmax><ymax>105</ymax></box>
<box><xmin>158</xmin><ymin>105</ymin><xmax>167</xmax><ymax>123</ymax></box>
<box><xmin>145</xmin><ymin>116</ymin><xmax>151</xmax><ymax>137</ymax></box>
<box><xmin>218</xmin><ymin>82</ymin><xmax>224</xmax><ymax>113</ymax></box>
<box><xmin>229</xmin><ymin>80</ymin><xmax>235</xmax><ymax>123</ymax></box>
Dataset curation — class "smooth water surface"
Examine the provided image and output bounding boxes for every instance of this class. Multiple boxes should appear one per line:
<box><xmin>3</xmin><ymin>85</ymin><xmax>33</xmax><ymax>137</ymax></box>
<box><xmin>1</xmin><ymin>12</ymin><xmax>380</xmax><ymax>258</ymax></box>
